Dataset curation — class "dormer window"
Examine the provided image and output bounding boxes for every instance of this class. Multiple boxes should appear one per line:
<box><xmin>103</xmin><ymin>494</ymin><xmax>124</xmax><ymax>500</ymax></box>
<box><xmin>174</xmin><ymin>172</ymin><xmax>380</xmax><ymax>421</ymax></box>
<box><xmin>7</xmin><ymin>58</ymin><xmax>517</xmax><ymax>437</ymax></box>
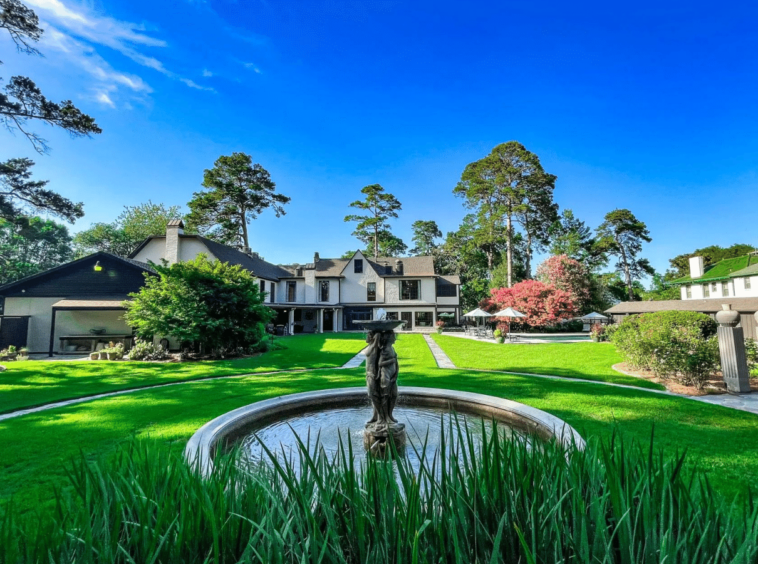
<box><xmin>354</xmin><ymin>259</ymin><xmax>363</xmax><ymax>274</ymax></box>
<box><xmin>746</xmin><ymin>277</ymin><xmax>752</xmax><ymax>290</ymax></box>
<box><xmin>686</xmin><ymin>286</ymin><xmax>692</xmax><ymax>299</ymax></box>
<box><xmin>722</xmin><ymin>282</ymin><xmax>729</xmax><ymax>297</ymax></box>
<box><xmin>703</xmin><ymin>284</ymin><xmax>710</xmax><ymax>297</ymax></box>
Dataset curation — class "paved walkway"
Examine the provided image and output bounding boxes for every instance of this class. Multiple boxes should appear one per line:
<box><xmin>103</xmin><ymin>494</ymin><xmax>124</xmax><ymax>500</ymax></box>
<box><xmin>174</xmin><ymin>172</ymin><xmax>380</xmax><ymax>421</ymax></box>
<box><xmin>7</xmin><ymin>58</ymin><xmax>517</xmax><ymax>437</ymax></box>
<box><xmin>0</xmin><ymin>350</ymin><xmax>369</xmax><ymax>423</ymax></box>
<box><xmin>423</xmin><ymin>334</ymin><xmax>457</xmax><ymax>368</ymax></box>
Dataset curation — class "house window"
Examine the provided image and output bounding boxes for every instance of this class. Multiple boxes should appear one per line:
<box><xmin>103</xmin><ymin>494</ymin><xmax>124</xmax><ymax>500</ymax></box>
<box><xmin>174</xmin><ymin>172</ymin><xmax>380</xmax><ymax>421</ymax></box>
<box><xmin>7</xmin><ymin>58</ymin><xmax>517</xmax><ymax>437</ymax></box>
<box><xmin>270</xmin><ymin>282</ymin><xmax>275</xmax><ymax>303</ymax></box>
<box><xmin>415</xmin><ymin>311</ymin><xmax>433</xmax><ymax>327</ymax></box>
<box><xmin>401</xmin><ymin>311</ymin><xmax>413</xmax><ymax>329</ymax></box>
<box><xmin>703</xmin><ymin>284</ymin><xmax>710</xmax><ymax>297</ymax></box>
<box><xmin>319</xmin><ymin>281</ymin><xmax>329</xmax><ymax>302</ymax></box>
<box><xmin>287</xmin><ymin>281</ymin><xmax>297</xmax><ymax>302</ymax></box>
<box><xmin>367</xmin><ymin>282</ymin><xmax>376</xmax><ymax>301</ymax></box>
<box><xmin>386</xmin><ymin>312</ymin><xmax>398</xmax><ymax>320</ymax></box>
<box><xmin>401</xmin><ymin>280</ymin><xmax>420</xmax><ymax>300</ymax></box>
<box><xmin>259</xmin><ymin>280</ymin><xmax>266</xmax><ymax>294</ymax></box>
<box><xmin>437</xmin><ymin>283</ymin><xmax>456</xmax><ymax>297</ymax></box>
<box><xmin>722</xmin><ymin>282</ymin><xmax>729</xmax><ymax>297</ymax></box>
<box><xmin>354</xmin><ymin>259</ymin><xmax>363</xmax><ymax>274</ymax></box>
<box><xmin>712</xmin><ymin>282</ymin><xmax>717</xmax><ymax>292</ymax></box>
<box><xmin>746</xmin><ymin>277</ymin><xmax>752</xmax><ymax>290</ymax></box>
<box><xmin>686</xmin><ymin>286</ymin><xmax>692</xmax><ymax>299</ymax></box>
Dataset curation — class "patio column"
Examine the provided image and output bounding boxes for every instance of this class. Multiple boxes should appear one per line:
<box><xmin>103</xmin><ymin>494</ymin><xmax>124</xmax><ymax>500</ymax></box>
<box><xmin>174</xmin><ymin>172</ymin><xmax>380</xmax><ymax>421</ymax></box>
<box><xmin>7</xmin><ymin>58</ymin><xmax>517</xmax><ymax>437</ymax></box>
<box><xmin>319</xmin><ymin>309</ymin><xmax>324</xmax><ymax>334</ymax></box>
<box><xmin>288</xmin><ymin>309</ymin><xmax>295</xmax><ymax>335</ymax></box>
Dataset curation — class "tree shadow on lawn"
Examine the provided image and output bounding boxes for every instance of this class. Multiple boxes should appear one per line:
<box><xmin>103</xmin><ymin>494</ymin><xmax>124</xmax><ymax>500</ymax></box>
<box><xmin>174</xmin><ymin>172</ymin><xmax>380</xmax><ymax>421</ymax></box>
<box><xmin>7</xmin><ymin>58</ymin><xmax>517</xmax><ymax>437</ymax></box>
<box><xmin>0</xmin><ymin>349</ymin><xmax>366</xmax><ymax>415</ymax></box>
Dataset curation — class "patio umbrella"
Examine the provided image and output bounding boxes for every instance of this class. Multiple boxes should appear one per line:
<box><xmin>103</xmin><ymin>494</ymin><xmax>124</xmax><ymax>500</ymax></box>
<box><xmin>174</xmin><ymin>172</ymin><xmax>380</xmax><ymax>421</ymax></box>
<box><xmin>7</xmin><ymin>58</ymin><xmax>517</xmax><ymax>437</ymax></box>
<box><xmin>492</xmin><ymin>307</ymin><xmax>526</xmax><ymax>338</ymax></box>
<box><xmin>462</xmin><ymin>308</ymin><xmax>492</xmax><ymax>328</ymax></box>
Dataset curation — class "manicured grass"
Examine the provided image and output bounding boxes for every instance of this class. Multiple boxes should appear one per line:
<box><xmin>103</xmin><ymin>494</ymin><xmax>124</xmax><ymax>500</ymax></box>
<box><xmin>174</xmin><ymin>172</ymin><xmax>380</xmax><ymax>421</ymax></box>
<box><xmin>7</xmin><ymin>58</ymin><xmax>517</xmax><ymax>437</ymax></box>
<box><xmin>2</xmin><ymin>334</ymin><xmax>757</xmax><ymax>515</ymax></box>
<box><xmin>0</xmin><ymin>333</ymin><xmax>366</xmax><ymax>414</ymax></box>
<box><xmin>431</xmin><ymin>334</ymin><xmax>665</xmax><ymax>390</ymax></box>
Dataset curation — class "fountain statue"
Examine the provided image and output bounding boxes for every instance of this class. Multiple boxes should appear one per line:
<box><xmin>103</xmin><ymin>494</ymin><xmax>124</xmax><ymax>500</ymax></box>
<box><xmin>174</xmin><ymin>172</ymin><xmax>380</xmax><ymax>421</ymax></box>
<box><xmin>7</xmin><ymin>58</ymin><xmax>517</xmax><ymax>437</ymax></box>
<box><xmin>356</xmin><ymin>309</ymin><xmax>406</xmax><ymax>455</ymax></box>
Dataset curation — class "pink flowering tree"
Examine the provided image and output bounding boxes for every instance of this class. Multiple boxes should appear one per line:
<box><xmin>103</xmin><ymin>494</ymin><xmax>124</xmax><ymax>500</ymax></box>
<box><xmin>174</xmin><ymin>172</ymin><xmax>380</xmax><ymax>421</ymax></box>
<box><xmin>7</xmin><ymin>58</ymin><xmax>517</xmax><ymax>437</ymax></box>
<box><xmin>481</xmin><ymin>279</ymin><xmax>577</xmax><ymax>328</ymax></box>
<box><xmin>535</xmin><ymin>254</ymin><xmax>591</xmax><ymax>313</ymax></box>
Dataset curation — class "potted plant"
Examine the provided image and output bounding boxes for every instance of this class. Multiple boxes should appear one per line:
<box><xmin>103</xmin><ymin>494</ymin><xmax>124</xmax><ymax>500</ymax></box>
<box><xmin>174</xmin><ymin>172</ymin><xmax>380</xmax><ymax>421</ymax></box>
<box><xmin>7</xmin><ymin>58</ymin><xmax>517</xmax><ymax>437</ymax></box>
<box><xmin>106</xmin><ymin>343</ymin><xmax>124</xmax><ymax>361</ymax></box>
<box><xmin>435</xmin><ymin>320</ymin><xmax>446</xmax><ymax>334</ymax></box>
<box><xmin>494</xmin><ymin>329</ymin><xmax>505</xmax><ymax>344</ymax></box>
<box><xmin>90</xmin><ymin>351</ymin><xmax>100</xmax><ymax>361</ymax></box>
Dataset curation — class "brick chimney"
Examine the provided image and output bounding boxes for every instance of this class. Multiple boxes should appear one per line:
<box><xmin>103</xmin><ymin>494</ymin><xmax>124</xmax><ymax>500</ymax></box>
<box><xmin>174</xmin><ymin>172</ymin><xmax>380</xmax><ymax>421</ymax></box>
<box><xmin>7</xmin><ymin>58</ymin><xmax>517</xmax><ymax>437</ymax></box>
<box><xmin>314</xmin><ymin>252</ymin><xmax>320</xmax><ymax>263</ymax></box>
<box><xmin>166</xmin><ymin>219</ymin><xmax>184</xmax><ymax>264</ymax></box>
<box><xmin>689</xmin><ymin>256</ymin><xmax>704</xmax><ymax>278</ymax></box>
<box><xmin>395</xmin><ymin>259</ymin><xmax>403</xmax><ymax>275</ymax></box>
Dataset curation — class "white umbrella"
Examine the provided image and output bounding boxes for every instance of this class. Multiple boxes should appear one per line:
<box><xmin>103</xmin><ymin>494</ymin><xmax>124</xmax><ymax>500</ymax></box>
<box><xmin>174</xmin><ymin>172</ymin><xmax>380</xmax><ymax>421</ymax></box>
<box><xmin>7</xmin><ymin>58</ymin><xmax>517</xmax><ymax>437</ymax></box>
<box><xmin>462</xmin><ymin>308</ymin><xmax>492</xmax><ymax>329</ymax></box>
<box><xmin>580</xmin><ymin>312</ymin><xmax>609</xmax><ymax>324</ymax></box>
<box><xmin>492</xmin><ymin>307</ymin><xmax>526</xmax><ymax>338</ymax></box>
<box><xmin>492</xmin><ymin>307</ymin><xmax>526</xmax><ymax>319</ymax></box>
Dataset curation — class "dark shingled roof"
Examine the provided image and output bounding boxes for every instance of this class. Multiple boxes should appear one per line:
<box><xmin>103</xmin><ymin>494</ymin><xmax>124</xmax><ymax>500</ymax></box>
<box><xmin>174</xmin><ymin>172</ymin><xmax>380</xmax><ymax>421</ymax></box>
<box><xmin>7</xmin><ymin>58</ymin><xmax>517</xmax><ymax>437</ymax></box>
<box><xmin>606</xmin><ymin>297</ymin><xmax>758</xmax><ymax>314</ymax></box>
<box><xmin>195</xmin><ymin>236</ymin><xmax>292</xmax><ymax>281</ymax></box>
<box><xmin>438</xmin><ymin>275</ymin><xmax>461</xmax><ymax>285</ymax></box>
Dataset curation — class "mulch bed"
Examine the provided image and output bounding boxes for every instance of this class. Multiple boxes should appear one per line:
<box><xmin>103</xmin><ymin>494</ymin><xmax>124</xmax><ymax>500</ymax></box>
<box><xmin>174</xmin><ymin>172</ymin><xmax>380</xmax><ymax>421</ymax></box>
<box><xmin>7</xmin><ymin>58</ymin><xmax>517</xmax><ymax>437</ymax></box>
<box><xmin>613</xmin><ymin>363</ymin><xmax>758</xmax><ymax>396</ymax></box>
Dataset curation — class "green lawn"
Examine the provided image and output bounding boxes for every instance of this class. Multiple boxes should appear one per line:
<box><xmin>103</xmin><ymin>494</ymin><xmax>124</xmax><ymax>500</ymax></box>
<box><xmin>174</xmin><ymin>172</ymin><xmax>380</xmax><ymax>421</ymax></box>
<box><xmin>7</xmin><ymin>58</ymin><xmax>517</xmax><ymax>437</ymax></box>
<box><xmin>2</xmin><ymin>334</ymin><xmax>757</xmax><ymax>515</ymax></box>
<box><xmin>431</xmin><ymin>334</ymin><xmax>665</xmax><ymax>390</ymax></box>
<box><xmin>0</xmin><ymin>333</ymin><xmax>366</xmax><ymax>414</ymax></box>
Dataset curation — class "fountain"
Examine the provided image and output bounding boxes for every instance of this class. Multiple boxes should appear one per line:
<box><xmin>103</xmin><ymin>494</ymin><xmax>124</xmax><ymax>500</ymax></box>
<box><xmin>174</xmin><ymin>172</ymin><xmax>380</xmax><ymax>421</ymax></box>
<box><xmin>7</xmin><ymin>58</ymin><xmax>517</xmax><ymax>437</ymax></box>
<box><xmin>184</xmin><ymin>311</ymin><xmax>586</xmax><ymax>475</ymax></box>
<box><xmin>355</xmin><ymin>309</ymin><xmax>406</xmax><ymax>455</ymax></box>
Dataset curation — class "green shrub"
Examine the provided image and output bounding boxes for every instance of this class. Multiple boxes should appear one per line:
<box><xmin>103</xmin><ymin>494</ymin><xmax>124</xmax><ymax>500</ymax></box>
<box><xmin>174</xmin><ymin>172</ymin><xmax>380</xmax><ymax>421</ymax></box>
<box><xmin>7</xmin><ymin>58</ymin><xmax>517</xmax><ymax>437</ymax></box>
<box><xmin>124</xmin><ymin>255</ymin><xmax>273</xmax><ymax>358</ymax></box>
<box><xmin>746</xmin><ymin>338</ymin><xmax>758</xmax><ymax>377</ymax></box>
<box><xmin>127</xmin><ymin>339</ymin><xmax>170</xmax><ymax>361</ymax></box>
<box><xmin>2</xmin><ymin>429</ymin><xmax>757</xmax><ymax>563</ymax></box>
<box><xmin>611</xmin><ymin>311</ymin><xmax>720</xmax><ymax>388</ymax></box>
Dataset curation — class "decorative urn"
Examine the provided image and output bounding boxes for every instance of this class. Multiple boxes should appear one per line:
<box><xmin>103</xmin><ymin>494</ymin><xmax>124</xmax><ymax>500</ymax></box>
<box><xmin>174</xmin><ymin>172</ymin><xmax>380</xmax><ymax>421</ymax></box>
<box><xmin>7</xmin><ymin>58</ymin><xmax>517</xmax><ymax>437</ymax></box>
<box><xmin>715</xmin><ymin>304</ymin><xmax>740</xmax><ymax>327</ymax></box>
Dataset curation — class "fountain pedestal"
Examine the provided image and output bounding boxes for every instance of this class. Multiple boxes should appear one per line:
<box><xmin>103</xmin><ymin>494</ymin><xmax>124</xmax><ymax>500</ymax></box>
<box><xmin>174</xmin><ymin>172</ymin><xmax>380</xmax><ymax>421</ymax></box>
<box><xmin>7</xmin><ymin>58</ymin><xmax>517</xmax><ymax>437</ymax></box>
<box><xmin>356</xmin><ymin>318</ymin><xmax>407</xmax><ymax>456</ymax></box>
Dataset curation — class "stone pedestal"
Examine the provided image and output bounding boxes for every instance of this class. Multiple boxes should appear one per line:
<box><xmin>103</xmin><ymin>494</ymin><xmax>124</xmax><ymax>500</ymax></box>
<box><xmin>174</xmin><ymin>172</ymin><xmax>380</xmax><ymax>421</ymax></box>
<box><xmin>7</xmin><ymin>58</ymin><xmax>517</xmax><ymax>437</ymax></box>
<box><xmin>363</xmin><ymin>423</ymin><xmax>406</xmax><ymax>457</ymax></box>
<box><xmin>716</xmin><ymin>305</ymin><xmax>751</xmax><ymax>394</ymax></box>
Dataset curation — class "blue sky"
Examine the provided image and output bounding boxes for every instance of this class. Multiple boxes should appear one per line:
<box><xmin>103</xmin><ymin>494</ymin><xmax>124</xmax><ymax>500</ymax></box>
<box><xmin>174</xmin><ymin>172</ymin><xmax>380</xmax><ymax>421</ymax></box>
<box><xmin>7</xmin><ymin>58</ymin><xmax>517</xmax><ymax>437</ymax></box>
<box><xmin>2</xmin><ymin>0</ymin><xmax>757</xmax><ymax>276</ymax></box>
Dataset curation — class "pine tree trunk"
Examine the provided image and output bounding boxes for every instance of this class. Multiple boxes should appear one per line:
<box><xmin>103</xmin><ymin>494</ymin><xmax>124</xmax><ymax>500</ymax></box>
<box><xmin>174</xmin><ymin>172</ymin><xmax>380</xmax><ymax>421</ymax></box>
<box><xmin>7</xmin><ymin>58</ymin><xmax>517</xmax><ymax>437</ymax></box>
<box><xmin>240</xmin><ymin>207</ymin><xmax>249</xmax><ymax>250</ymax></box>
<box><xmin>617</xmin><ymin>236</ymin><xmax>633</xmax><ymax>301</ymax></box>
<box><xmin>525</xmin><ymin>232</ymin><xmax>533</xmax><ymax>279</ymax></box>
<box><xmin>506</xmin><ymin>213</ymin><xmax>513</xmax><ymax>287</ymax></box>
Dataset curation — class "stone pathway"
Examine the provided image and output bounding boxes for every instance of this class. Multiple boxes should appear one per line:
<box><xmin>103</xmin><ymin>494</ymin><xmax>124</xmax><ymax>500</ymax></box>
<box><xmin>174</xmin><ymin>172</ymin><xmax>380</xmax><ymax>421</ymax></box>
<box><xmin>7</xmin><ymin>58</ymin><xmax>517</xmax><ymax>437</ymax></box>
<box><xmin>341</xmin><ymin>348</ymin><xmax>367</xmax><ymax>369</ymax></box>
<box><xmin>693</xmin><ymin>393</ymin><xmax>758</xmax><ymax>415</ymax></box>
<box><xmin>423</xmin><ymin>334</ymin><xmax>457</xmax><ymax>369</ymax></box>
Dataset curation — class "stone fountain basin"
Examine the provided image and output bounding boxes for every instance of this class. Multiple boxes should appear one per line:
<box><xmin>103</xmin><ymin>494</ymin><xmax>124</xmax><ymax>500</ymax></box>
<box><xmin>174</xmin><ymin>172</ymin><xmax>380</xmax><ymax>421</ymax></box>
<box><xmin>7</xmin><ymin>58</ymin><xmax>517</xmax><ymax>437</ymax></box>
<box><xmin>185</xmin><ymin>387</ymin><xmax>585</xmax><ymax>474</ymax></box>
<box><xmin>354</xmin><ymin>319</ymin><xmax>406</xmax><ymax>331</ymax></box>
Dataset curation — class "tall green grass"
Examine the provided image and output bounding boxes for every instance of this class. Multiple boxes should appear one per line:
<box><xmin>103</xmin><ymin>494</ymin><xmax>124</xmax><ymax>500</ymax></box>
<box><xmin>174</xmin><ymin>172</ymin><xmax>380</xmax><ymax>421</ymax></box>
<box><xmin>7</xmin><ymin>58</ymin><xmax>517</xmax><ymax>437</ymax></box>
<box><xmin>2</xmin><ymin>425</ymin><xmax>757</xmax><ymax>563</ymax></box>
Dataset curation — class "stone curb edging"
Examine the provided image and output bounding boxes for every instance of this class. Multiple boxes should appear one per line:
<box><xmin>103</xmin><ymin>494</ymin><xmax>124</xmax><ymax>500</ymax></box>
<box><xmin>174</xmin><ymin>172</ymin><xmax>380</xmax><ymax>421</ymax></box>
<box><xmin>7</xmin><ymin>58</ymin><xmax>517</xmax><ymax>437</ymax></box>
<box><xmin>184</xmin><ymin>386</ymin><xmax>586</xmax><ymax>475</ymax></box>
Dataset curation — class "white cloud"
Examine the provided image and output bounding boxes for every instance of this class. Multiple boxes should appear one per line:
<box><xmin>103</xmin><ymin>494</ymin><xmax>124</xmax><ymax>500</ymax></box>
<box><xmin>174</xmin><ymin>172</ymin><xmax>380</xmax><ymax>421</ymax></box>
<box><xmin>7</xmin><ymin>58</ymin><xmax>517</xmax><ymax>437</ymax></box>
<box><xmin>202</xmin><ymin>68</ymin><xmax>213</xmax><ymax>77</ymax></box>
<box><xmin>26</xmin><ymin>0</ymin><xmax>214</xmax><ymax>102</ymax></box>
<box><xmin>95</xmin><ymin>91</ymin><xmax>115</xmax><ymax>107</ymax></box>
<box><xmin>179</xmin><ymin>78</ymin><xmax>216</xmax><ymax>92</ymax></box>
<box><xmin>243</xmin><ymin>62</ymin><xmax>262</xmax><ymax>74</ymax></box>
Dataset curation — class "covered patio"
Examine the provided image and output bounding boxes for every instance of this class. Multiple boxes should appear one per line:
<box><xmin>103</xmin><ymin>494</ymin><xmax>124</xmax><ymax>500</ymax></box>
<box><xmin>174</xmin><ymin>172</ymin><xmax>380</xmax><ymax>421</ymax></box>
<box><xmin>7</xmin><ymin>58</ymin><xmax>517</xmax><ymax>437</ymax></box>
<box><xmin>269</xmin><ymin>305</ymin><xmax>343</xmax><ymax>335</ymax></box>
<box><xmin>49</xmin><ymin>300</ymin><xmax>133</xmax><ymax>356</ymax></box>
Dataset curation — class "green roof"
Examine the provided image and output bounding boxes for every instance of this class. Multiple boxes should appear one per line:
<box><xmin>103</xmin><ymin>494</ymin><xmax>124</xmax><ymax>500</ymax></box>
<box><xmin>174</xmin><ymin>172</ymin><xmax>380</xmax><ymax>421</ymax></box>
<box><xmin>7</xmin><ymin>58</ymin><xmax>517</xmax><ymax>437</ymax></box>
<box><xmin>669</xmin><ymin>254</ymin><xmax>758</xmax><ymax>286</ymax></box>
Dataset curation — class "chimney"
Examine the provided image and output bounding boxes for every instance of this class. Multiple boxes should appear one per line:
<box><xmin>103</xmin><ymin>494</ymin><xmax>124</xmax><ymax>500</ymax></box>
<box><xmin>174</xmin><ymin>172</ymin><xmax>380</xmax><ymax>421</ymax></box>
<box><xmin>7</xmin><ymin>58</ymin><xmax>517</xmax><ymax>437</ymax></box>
<box><xmin>314</xmin><ymin>252</ymin><xmax>320</xmax><ymax>263</ymax></box>
<box><xmin>395</xmin><ymin>259</ymin><xmax>403</xmax><ymax>275</ymax></box>
<box><xmin>689</xmin><ymin>256</ymin><xmax>704</xmax><ymax>278</ymax></box>
<box><xmin>166</xmin><ymin>219</ymin><xmax>184</xmax><ymax>265</ymax></box>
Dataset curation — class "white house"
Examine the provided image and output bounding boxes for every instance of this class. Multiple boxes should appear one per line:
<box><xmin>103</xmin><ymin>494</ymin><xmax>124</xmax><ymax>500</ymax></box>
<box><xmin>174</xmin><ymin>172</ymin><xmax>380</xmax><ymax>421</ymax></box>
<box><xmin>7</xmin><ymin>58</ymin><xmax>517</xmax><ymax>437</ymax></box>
<box><xmin>606</xmin><ymin>252</ymin><xmax>758</xmax><ymax>340</ymax></box>
<box><xmin>0</xmin><ymin>221</ymin><xmax>461</xmax><ymax>355</ymax></box>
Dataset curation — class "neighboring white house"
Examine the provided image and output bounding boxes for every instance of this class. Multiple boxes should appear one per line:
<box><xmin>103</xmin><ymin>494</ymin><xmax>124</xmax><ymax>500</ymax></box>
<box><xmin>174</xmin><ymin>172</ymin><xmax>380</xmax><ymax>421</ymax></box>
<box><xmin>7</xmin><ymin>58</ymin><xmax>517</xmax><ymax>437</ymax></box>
<box><xmin>605</xmin><ymin>252</ymin><xmax>758</xmax><ymax>340</ymax></box>
<box><xmin>673</xmin><ymin>255</ymin><xmax>758</xmax><ymax>301</ymax></box>
<box><xmin>0</xmin><ymin>221</ymin><xmax>461</xmax><ymax>355</ymax></box>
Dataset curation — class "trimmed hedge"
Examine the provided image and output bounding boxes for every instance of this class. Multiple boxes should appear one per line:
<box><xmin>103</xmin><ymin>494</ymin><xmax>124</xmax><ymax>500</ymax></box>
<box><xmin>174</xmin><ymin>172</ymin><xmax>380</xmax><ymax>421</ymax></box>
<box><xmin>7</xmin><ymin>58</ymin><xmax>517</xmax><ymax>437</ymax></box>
<box><xmin>611</xmin><ymin>311</ymin><xmax>719</xmax><ymax>389</ymax></box>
